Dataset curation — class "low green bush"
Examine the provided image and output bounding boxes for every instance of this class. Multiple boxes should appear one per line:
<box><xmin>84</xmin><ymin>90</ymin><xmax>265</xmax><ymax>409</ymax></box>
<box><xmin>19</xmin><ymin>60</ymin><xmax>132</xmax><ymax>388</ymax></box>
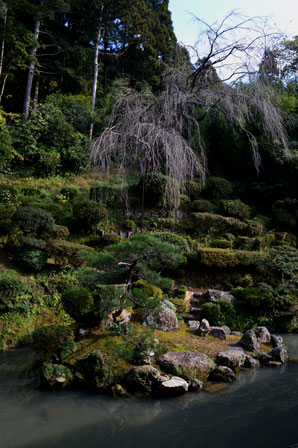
<box><xmin>201</xmin><ymin>302</ymin><xmax>221</xmax><ymax>325</ymax></box>
<box><xmin>218</xmin><ymin>199</ymin><xmax>251</xmax><ymax>220</ymax></box>
<box><xmin>205</xmin><ymin>177</ymin><xmax>233</xmax><ymax>199</ymax></box>
<box><xmin>12</xmin><ymin>206</ymin><xmax>55</xmax><ymax>234</ymax></box>
<box><xmin>151</xmin><ymin>232</ymin><xmax>190</xmax><ymax>252</ymax></box>
<box><xmin>16</xmin><ymin>249</ymin><xmax>47</xmax><ymax>272</ymax></box>
<box><xmin>188</xmin><ymin>248</ymin><xmax>267</xmax><ymax>268</ymax></box>
<box><xmin>60</xmin><ymin>186</ymin><xmax>79</xmax><ymax>201</ymax></box>
<box><xmin>89</xmin><ymin>184</ymin><xmax>122</xmax><ymax>208</ymax></box>
<box><xmin>192</xmin><ymin>199</ymin><xmax>213</xmax><ymax>213</ymax></box>
<box><xmin>132</xmin><ymin>280</ymin><xmax>163</xmax><ymax>299</ymax></box>
<box><xmin>190</xmin><ymin>212</ymin><xmax>248</xmax><ymax>236</ymax></box>
<box><xmin>210</xmin><ymin>239</ymin><xmax>233</xmax><ymax>249</ymax></box>
<box><xmin>0</xmin><ymin>272</ymin><xmax>32</xmax><ymax>312</ymax></box>
<box><xmin>73</xmin><ymin>199</ymin><xmax>108</xmax><ymax>229</ymax></box>
<box><xmin>176</xmin><ymin>285</ymin><xmax>187</xmax><ymax>300</ymax></box>
<box><xmin>61</xmin><ymin>286</ymin><xmax>94</xmax><ymax>321</ymax></box>
<box><xmin>47</xmin><ymin>241</ymin><xmax>93</xmax><ymax>267</ymax></box>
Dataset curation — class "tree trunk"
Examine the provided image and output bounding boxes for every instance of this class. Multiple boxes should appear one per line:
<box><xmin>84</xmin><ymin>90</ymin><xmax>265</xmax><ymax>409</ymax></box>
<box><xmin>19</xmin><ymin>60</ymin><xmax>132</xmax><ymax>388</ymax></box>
<box><xmin>23</xmin><ymin>0</ymin><xmax>43</xmax><ymax>117</ymax></box>
<box><xmin>0</xmin><ymin>69</ymin><xmax>8</xmax><ymax>103</ymax></box>
<box><xmin>33</xmin><ymin>74</ymin><xmax>40</xmax><ymax>112</ymax></box>
<box><xmin>0</xmin><ymin>6</ymin><xmax>7</xmax><ymax>78</ymax></box>
<box><xmin>89</xmin><ymin>6</ymin><xmax>104</xmax><ymax>141</ymax></box>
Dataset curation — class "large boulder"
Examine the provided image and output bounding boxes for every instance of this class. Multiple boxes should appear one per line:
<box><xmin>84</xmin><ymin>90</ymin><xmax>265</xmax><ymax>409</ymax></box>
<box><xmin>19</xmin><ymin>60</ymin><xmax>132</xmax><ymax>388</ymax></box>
<box><xmin>209</xmin><ymin>366</ymin><xmax>237</xmax><ymax>382</ymax></box>
<box><xmin>216</xmin><ymin>348</ymin><xmax>246</xmax><ymax>371</ymax></box>
<box><xmin>124</xmin><ymin>365</ymin><xmax>161</xmax><ymax>394</ymax></box>
<box><xmin>188</xmin><ymin>320</ymin><xmax>200</xmax><ymax>330</ymax></box>
<box><xmin>254</xmin><ymin>326</ymin><xmax>271</xmax><ymax>342</ymax></box>
<box><xmin>203</xmin><ymin>290</ymin><xmax>236</xmax><ymax>304</ymax></box>
<box><xmin>76</xmin><ymin>350</ymin><xmax>113</xmax><ymax>391</ymax></box>
<box><xmin>210</xmin><ymin>327</ymin><xmax>227</xmax><ymax>341</ymax></box>
<box><xmin>244</xmin><ymin>355</ymin><xmax>260</xmax><ymax>368</ymax></box>
<box><xmin>158</xmin><ymin>376</ymin><xmax>189</xmax><ymax>396</ymax></box>
<box><xmin>271</xmin><ymin>334</ymin><xmax>283</xmax><ymax>348</ymax></box>
<box><xmin>254</xmin><ymin>353</ymin><xmax>273</xmax><ymax>365</ymax></box>
<box><xmin>158</xmin><ymin>351</ymin><xmax>214</xmax><ymax>380</ymax></box>
<box><xmin>197</xmin><ymin>319</ymin><xmax>210</xmax><ymax>337</ymax></box>
<box><xmin>145</xmin><ymin>302</ymin><xmax>178</xmax><ymax>332</ymax></box>
<box><xmin>239</xmin><ymin>330</ymin><xmax>260</xmax><ymax>352</ymax></box>
<box><xmin>270</xmin><ymin>347</ymin><xmax>288</xmax><ymax>364</ymax></box>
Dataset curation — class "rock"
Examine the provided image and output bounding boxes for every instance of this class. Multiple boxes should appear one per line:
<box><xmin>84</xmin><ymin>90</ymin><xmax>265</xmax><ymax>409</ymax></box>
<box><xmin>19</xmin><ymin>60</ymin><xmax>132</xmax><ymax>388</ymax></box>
<box><xmin>209</xmin><ymin>366</ymin><xmax>237</xmax><ymax>382</ymax></box>
<box><xmin>210</xmin><ymin>327</ymin><xmax>227</xmax><ymax>340</ymax></box>
<box><xmin>76</xmin><ymin>350</ymin><xmax>112</xmax><ymax>391</ymax></box>
<box><xmin>188</xmin><ymin>320</ymin><xmax>200</xmax><ymax>330</ymax></box>
<box><xmin>244</xmin><ymin>355</ymin><xmax>260</xmax><ymax>368</ymax></box>
<box><xmin>239</xmin><ymin>330</ymin><xmax>260</xmax><ymax>352</ymax></box>
<box><xmin>158</xmin><ymin>376</ymin><xmax>189</xmax><ymax>396</ymax></box>
<box><xmin>216</xmin><ymin>348</ymin><xmax>246</xmax><ymax>371</ymax></box>
<box><xmin>232</xmin><ymin>332</ymin><xmax>243</xmax><ymax>337</ymax></box>
<box><xmin>117</xmin><ymin>309</ymin><xmax>132</xmax><ymax>327</ymax></box>
<box><xmin>204</xmin><ymin>290</ymin><xmax>236</xmax><ymax>304</ymax></box>
<box><xmin>158</xmin><ymin>351</ymin><xmax>214</xmax><ymax>380</ymax></box>
<box><xmin>145</xmin><ymin>302</ymin><xmax>178</xmax><ymax>332</ymax></box>
<box><xmin>41</xmin><ymin>363</ymin><xmax>73</xmax><ymax>389</ymax></box>
<box><xmin>222</xmin><ymin>325</ymin><xmax>231</xmax><ymax>335</ymax></box>
<box><xmin>254</xmin><ymin>353</ymin><xmax>273</xmax><ymax>365</ymax></box>
<box><xmin>112</xmin><ymin>384</ymin><xmax>129</xmax><ymax>398</ymax></box>
<box><xmin>197</xmin><ymin>319</ymin><xmax>210</xmax><ymax>337</ymax></box>
<box><xmin>271</xmin><ymin>334</ymin><xmax>283</xmax><ymax>348</ymax></box>
<box><xmin>270</xmin><ymin>346</ymin><xmax>288</xmax><ymax>364</ymax></box>
<box><xmin>254</xmin><ymin>326</ymin><xmax>271</xmax><ymax>342</ymax></box>
<box><xmin>124</xmin><ymin>365</ymin><xmax>161</xmax><ymax>394</ymax></box>
<box><xmin>188</xmin><ymin>378</ymin><xmax>204</xmax><ymax>391</ymax></box>
<box><xmin>163</xmin><ymin>300</ymin><xmax>176</xmax><ymax>312</ymax></box>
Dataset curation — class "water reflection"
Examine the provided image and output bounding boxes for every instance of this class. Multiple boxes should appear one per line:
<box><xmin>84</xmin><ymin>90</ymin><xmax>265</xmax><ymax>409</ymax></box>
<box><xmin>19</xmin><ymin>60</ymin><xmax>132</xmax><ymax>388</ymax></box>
<box><xmin>1</xmin><ymin>336</ymin><xmax>298</xmax><ymax>448</ymax></box>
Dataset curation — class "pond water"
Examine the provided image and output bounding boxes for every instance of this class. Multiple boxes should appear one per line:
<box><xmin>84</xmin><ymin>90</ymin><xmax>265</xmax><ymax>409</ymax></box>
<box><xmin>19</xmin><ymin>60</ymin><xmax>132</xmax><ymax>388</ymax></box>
<box><xmin>1</xmin><ymin>335</ymin><xmax>298</xmax><ymax>448</ymax></box>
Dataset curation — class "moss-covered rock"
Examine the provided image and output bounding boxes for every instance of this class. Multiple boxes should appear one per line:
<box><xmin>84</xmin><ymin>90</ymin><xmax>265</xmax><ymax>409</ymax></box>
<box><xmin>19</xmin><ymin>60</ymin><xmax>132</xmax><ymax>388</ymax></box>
<box><xmin>41</xmin><ymin>363</ymin><xmax>74</xmax><ymax>389</ymax></box>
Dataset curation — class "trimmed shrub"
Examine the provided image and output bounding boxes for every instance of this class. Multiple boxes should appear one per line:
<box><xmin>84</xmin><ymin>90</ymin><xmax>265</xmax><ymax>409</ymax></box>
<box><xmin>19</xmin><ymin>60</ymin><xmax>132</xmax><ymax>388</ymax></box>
<box><xmin>32</xmin><ymin>325</ymin><xmax>76</xmax><ymax>363</ymax></box>
<box><xmin>191</xmin><ymin>212</ymin><xmax>248</xmax><ymax>236</ymax></box>
<box><xmin>52</xmin><ymin>225</ymin><xmax>70</xmax><ymax>240</ymax></box>
<box><xmin>176</xmin><ymin>285</ymin><xmax>187</xmax><ymax>300</ymax></box>
<box><xmin>210</xmin><ymin>239</ymin><xmax>233</xmax><ymax>249</ymax></box>
<box><xmin>151</xmin><ymin>232</ymin><xmax>190</xmax><ymax>252</ymax></box>
<box><xmin>192</xmin><ymin>199</ymin><xmax>213</xmax><ymax>213</ymax></box>
<box><xmin>12</xmin><ymin>206</ymin><xmax>55</xmax><ymax>234</ymax></box>
<box><xmin>201</xmin><ymin>302</ymin><xmax>221</xmax><ymax>325</ymax></box>
<box><xmin>0</xmin><ymin>202</ymin><xmax>17</xmax><ymax>234</ymax></box>
<box><xmin>205</xmin><ymin>177</ymin><xmax>233</xmax><ymax>199</ymax></box>
<box><xmin>185</xmin><ymin>180</ymin><xmax>202</xmax><ymax>199</ymax></box>
<box><xmin>73</xmin><ymin>199</ymin><xmax>108</xmax><ymax>229</ymax></box>
<box><xmin>233</xmin><ymin>287</ymin><xmax>274</xmax><ymax>311</ymax></box>
<box><xmin>245</xmin><ymin>220</ymin><xmax>263</xmax><ymax>237</ymax></box>
<box><xmin>218</xmin><ymin>199</ymin><xmax>251</xmax><ymax>220</ymax></box>
<box><xmin>61</xmin><ymin>286</ymin><xmax>94</xmax><ymax>321</ymax></box>
<box><xmin>217</xmin><ymin>299</ymin><xmax>237</xmax><ymax>328</ymax></box>
<box><xmin>132</xmin><ymin>280</ymin><xmax>163</xmax><ymax>300</ymax></box>
<box><xmin>47</xmin><ymin>241</ymin><xmax>93</xmax><ymax>267</ymax></box>
<box><xmin>169</xmin><ymin>297</ymin><xmax>189</xmax><ymax>313</ymax></box>
<box><xmin>189</xmin><ymin>248</ymin><xmax>267</xmax><ymax>268</ymax></box>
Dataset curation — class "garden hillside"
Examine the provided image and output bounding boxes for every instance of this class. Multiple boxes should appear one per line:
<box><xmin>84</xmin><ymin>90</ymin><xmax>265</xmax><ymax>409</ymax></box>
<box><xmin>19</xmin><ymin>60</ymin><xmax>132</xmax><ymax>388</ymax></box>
<box><xmin>1</xmin><ymin>3</ymin><xmax>298</xmax><ymax>395</ymax></box>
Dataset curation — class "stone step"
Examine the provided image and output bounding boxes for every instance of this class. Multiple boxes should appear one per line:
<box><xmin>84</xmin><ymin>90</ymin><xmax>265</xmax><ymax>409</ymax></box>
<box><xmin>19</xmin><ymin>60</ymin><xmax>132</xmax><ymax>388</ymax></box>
<box><xmin>190</xmin><ymin>299</ymin><xmax>201</xmax><ymax>307</ymax></box>
<box><xmin>189</xmin><ymin>306</ymin><xmax>201</xmax><ymax>315</ymax></box>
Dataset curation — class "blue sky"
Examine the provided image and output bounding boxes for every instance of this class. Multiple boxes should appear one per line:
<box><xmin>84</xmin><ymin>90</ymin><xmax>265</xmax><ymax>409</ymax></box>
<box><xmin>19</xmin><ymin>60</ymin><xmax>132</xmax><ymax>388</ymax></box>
<box><xmin>169</xmin><ymin>0</ymin><xmax>298</xmax><ymax>47</ymax></box>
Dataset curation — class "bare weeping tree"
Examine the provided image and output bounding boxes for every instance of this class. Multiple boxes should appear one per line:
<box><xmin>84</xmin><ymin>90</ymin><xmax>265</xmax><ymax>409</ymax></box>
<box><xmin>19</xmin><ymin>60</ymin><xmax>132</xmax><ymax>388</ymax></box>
<box><xmin>90</xmin><ymin>12</ymin><xmax>290</xmax><ymax>212</ymax></box>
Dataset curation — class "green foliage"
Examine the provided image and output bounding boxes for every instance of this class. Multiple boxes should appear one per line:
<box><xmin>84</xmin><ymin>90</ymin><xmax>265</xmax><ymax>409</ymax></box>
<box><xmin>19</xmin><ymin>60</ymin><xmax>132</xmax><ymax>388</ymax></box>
<box><xmin>233</xmin><ymin>287</ymin><xmax>274</xmax><ymax>311</ymax></box>
<box><xmin>16</xmin><ymin>249</ymin><xmax>47</xmax><ymax>272</ymax></box>
<box><xmin>132</xmin><ymin>280</ymin><xmax>163</xmax><ymax>300</ymax></box>
<box><xmin>205</xmin><ymin>177</ymin><xmax>233</xmax><ymax>199</ymax></box>
<box><xmin>0</xmin><ymin>272</ymin><xmax>31</xmax><ymax>313</ymax></box>
<box><xmin>61</xmin><ymin>286</ymin><xmax>94</xmax><ymax>321</ymax></box>
<box><xmin>192</xmin><ymin>199</ymin><xmax>213</xmax><ymax>213</ymax></box>
<box><xmin>0</xmin><ymin>111</ymin><xmax>13</xmax><ymax>172</ymax></box>
<box><xmin>60</xmin><ymin>186</ymin><xmax>79</xmax><ymax>201</ymax></box>
<box><xmin>32</xmin><ymin>325</ymin><xmax>76</xmax><ymax>364</ymax></box>
<box><xmin>47</xmin><ymin>240</ymin><xmax>93</xmax><ymax>267</ymax></box>
<box><xmin>90</xmin><ymin>184</ymin><xmax>122</xmax><ymax>208</ymax></box>
<box><xmin>12</xmin><ymin>103</ymin><xmax>88</xmax><ymax>175</ymax></box>
<box><xmin>12</xmin><ymin>206</ymin><xmax>55</xmax><ymax>234</ymax></box>
<box><xmin>189</xmin><ymin>212</ymin><xmax>247</xmax><ymax>236</ymax></box>
<box><xmin>151</xmin><ymin>231</ymin><xmax>190</xmax><ymax>252</ymax></box>
<box><xmin>73</xmin><ymin>199</ymin><xmax>108</xmax><ymax>229</ymax></box>
<box><xmin>210</xmin><ymin>239</ymin><xmax>233</xmax><ymax>249</ymax></box>
<box><xmin>41</xmin><ymin>363</ymin><xmax>74</xmax><ymax>389</ymax></box>
<box><xmin>201</xmin><ymin>302</ymin><xmax>221</xmax><ymax>325</ymax></box>
<box><xmin>217</xmin><ymin>299</ymin><xmax>237</xmax><ymax>328</ymax></box>
<box><xmin>176</xmin><ymin>285</ymin><xmax>187</xmax><ymax>300</ymax></box>
<box><xmin>245</xmin><ymin>220</ymin><xmax>263</xmax><ymax>237</ymax></box>
<box><xmin>218</xmin><ymin>199</ymin><xmax>251</xmax><ymax>220</ymax></box>
<box><xmin>189</xmin><ymin>248</ymin><xmax>266</xmax><ymax>268</ymax></box>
